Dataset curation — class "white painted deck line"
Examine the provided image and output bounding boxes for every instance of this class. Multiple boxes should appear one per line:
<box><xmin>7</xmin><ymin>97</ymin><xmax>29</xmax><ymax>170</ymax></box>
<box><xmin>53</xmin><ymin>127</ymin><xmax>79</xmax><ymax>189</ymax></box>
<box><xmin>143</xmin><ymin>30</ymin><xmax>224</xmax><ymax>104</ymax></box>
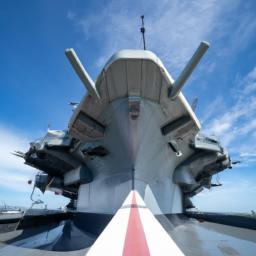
<box><xmin>87</xmin><ymin>190</ymin><xmax>185</xmax><ymax>255</ymax></box>
<box><xmin>136</xmin><ymin>191</ymin><xmax>185</xmax><ymax>255</ymax></box>
<box><xmin>86</xmin><ymin>191</ymin><xmax>133</xmax><ymax>256</ymax></box>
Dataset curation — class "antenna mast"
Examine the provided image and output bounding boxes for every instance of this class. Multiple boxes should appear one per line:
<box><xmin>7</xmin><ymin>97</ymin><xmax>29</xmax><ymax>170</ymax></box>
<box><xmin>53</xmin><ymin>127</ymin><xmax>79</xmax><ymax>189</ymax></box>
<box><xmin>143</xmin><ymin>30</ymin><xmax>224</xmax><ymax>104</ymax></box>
<box><xmin>140</xmin><ymin>15</ymin><xmax>146</xmax><ymax>50</ymax></box>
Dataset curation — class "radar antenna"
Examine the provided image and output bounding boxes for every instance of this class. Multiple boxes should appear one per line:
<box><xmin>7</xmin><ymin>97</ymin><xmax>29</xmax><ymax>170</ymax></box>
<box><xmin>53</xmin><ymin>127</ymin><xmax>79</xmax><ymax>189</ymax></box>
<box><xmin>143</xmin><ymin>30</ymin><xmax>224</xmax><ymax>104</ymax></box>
<box><xmin>140</xmin><ymin>15</ymin><xmax>146</xmax><ymax>50</ymax></box>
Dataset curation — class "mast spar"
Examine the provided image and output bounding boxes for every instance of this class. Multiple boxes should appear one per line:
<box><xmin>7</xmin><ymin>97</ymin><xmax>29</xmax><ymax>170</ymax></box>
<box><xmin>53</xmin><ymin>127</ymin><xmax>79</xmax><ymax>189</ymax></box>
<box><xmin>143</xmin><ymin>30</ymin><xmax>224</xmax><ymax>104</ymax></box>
<box><xmin>140</xmin><ymin>15</ymin><xmax>146</xmax><ymax>50</ymax></box>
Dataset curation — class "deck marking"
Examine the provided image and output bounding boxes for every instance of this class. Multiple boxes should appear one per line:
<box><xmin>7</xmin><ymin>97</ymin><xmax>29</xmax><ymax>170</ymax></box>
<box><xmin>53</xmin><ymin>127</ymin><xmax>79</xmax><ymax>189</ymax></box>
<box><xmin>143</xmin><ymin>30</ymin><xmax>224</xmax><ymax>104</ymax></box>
<box><xmin>123</xmin><ymin>191</ymin><xmax>150</xmax><ymax>256</ymax></box>
<box><xmin>86</xmin><ymin>190</ymin><xmax>184</xmax><ymax>256</ymax></box>
<box><xmin>136</xmin><ymin>192</ymin><xmax>185</xmax><ymax>256</ymax></box>
<box><xmin>86</xmin><ymin>192</ymin><xmax>132</xmax><ymax>256</ymax></box>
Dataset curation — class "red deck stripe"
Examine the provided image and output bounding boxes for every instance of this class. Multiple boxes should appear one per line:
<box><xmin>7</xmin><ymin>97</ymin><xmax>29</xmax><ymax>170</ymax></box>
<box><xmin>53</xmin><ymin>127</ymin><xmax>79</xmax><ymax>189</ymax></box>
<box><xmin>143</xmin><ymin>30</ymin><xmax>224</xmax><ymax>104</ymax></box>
<box><xmin>123</xmin><ymin>192</ymin><xmax>150</xmax><ymax>256</ymax></box>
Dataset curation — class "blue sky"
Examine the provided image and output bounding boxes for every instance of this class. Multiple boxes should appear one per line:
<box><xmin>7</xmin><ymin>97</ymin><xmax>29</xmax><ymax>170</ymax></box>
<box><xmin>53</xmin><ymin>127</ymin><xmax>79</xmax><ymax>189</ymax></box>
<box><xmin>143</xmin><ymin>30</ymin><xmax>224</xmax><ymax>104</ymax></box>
<box><xmin>0</xmin><ymin>0</ymin><xmax>256</xmax><ymax>212</ymax></box>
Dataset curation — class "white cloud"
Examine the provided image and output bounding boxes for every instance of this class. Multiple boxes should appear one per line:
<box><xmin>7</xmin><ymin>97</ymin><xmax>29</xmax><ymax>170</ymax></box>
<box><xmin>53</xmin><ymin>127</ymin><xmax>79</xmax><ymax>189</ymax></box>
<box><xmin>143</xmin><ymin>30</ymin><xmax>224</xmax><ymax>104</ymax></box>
<box><xmin>0</xmin><ymin>125</ymin><xmax>69</xmax><ymax>208</ymax></box>
<box><xmin>235</xmin><ymin>67</ymin><xmax>256</xmax><ymax>98</ymax></box>
<box><xmin>192</xmin><ymin>178</ymin><xmax>256</xmax><ymax>213</ymax></box>
<box><xmin>67</xmin><ymin>0</ymin><xmax>256</xmax><ymax>80</ymax></box>
<box><xmin>68</xmin><ymin>0</ymin><xmax>236</xmax><ymax>72</ymax></box>
<box><xmin>219</xmin><ymin>11</ymin><xmax>256</xmax><ymax>57</ymax></box>
<box><xmin>202</xmin><ymin>66</ymin><xmax>256</xmax><ymax>159</ymax></box>
<box><xmin>0</xmin><ymin>125</ymin><xmax>35</xmax><ymax>192</ymax></box>
<box><xmin>67</xmin><ymin>11</ymin><xmax>76</xmax><ymax>20</ymax></box>
<box><xmin>201</xmin><ymin>96</ymin><xmax>225</xmax><ymax>124</ymax></box>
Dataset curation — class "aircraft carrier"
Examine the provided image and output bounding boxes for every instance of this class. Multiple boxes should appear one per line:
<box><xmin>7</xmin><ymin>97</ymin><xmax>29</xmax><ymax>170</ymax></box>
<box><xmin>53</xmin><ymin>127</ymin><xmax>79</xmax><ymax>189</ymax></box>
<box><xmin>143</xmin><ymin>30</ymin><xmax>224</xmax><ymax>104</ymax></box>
<box><xmin>1</xmin><ymin>27</ymin><xmax>256</xmax><ymax>254</ymax></box>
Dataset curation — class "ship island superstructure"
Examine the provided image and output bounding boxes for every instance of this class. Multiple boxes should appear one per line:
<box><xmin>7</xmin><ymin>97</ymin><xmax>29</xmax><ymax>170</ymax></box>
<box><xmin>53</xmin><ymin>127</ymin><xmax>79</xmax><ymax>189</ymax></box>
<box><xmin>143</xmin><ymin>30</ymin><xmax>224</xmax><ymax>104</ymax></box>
<box><xmin>22</xmin><ymin>43</ymin><xmax>231</xmax><ymax>215</ymax></box>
